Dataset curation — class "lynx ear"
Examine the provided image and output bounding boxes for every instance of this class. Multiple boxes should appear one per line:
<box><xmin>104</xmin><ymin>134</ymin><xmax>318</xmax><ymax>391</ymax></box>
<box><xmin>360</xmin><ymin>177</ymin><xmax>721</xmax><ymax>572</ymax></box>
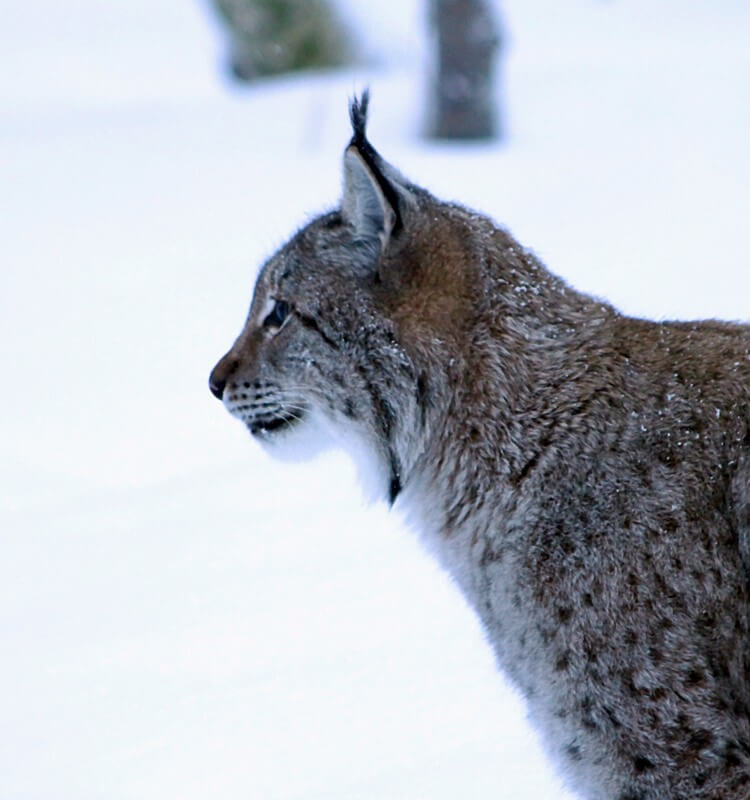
<box><xmin>341</xmin><ymin>91</ymin><xmax>406</xmax><ymax>259</ymax></box>
<box><xmin>342</xmin><ymin>146</ymin><xmax>396</xmax><ymax>251</ymax></box>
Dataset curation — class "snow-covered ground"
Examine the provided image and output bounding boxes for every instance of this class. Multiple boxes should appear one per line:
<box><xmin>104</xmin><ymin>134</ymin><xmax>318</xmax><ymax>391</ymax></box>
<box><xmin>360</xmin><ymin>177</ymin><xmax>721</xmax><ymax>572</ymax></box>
<box><xmin>2</xmin><ymin>1</ymin><xmax>749</xmax><ymax>798</ymax></box>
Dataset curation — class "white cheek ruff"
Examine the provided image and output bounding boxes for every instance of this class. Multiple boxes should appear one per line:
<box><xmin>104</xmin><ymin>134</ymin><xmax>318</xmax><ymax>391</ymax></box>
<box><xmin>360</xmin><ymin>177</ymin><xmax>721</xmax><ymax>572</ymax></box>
<box><xmin>252</xmin><ymin>407</ymin><xmax>333</xmax><ymax>463</ymax></box>
<box><xmin>250</xmin><ymin>405</ymin><xmax>391</xmax><ymax>504</ymax></box>
<box><xmin>321</xmin><ymin>418</ymin><xmax>391</xmax><ymax>505</ymax></box>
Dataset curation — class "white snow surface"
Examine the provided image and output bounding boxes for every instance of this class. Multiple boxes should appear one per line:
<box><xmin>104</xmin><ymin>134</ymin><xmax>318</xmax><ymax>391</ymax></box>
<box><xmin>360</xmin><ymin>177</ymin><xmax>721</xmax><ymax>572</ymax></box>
<box><xmin>2</xmin><ymin>1</ymin><xmax>749</xmax><ymax>798</ymax></box>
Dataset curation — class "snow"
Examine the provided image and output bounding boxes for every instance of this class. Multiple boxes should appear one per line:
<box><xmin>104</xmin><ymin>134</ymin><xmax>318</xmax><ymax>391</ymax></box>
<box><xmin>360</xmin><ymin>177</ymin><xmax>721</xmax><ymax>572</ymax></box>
<box><xmin>2</xmin><ymin>1</ymin><xmax>749</xmax><ymax>798</ymax></box>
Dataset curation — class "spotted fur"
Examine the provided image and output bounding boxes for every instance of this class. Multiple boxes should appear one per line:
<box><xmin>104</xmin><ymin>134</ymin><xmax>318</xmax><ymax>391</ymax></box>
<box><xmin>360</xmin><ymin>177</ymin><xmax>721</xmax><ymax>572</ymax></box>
<box><xmin>210</xmin><ymin>94</ymin><xmax>750</xmax><ymax>798</ymax></box>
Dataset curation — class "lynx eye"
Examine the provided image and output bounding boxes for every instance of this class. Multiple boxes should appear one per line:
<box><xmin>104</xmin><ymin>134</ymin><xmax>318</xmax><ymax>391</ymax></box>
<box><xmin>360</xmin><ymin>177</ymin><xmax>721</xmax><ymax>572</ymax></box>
<box><xmin>263</xmin><ymin>299</ymin><xmax>290</xmax><ymax>329</ymax></box>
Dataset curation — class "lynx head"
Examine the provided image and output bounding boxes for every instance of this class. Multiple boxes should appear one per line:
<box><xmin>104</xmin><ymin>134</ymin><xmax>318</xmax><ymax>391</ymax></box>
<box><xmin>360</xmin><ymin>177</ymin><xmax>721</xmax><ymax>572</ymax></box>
<box><xmin>209</xmin><ymin>92</ymin><xmax>483</xmax><ymax>503</ymax></box>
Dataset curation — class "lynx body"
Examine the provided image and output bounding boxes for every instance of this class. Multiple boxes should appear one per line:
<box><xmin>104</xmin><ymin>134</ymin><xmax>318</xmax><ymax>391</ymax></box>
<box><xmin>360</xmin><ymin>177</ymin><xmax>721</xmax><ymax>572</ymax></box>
<box><xmin>210</xmin><ymin>94</ymin><xmax>750</xmax><ymax>798</ymax></box>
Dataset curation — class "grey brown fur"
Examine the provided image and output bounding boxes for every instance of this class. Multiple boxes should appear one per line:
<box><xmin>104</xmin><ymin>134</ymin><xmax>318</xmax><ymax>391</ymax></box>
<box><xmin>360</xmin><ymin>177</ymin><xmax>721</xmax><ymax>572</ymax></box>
<box><xmin>210</xmin><ymin>92</ymin><xmax>750</xmax><ymax>798</ymax></box>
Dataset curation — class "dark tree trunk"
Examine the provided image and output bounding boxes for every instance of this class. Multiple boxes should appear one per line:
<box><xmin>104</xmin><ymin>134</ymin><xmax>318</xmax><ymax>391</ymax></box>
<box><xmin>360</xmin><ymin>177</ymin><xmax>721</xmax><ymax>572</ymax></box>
<box><xmin>212</xmin><ymin>0</ymin><xmax>350</xmax><ymax>82</ymax></box>
<box><xmin>427</xmin><ymin>0</ymin><xmax>502</xmax><ymax>140</ymax></box>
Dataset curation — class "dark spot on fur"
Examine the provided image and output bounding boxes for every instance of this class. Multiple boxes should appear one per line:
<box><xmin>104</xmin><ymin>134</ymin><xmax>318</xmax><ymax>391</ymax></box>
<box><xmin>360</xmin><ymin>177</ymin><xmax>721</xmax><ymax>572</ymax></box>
<box><xmin>583</xmin><ymin>592</ymin><xmax>593</xmax><ymax>607</ymax></box>
<box><xmin>555</xmin><ymin>651</ymin><xmax>570</xmax><ymax>671</ymax></box>
<box><xmin>711</xmin><ymin>657</ymin><xmax>731</xmax><ymax>681</ymax></box>
<box><xmin>603</xmin><ymin>705</ymin><xmax>622</xmax><ymax>728</ymax></box>
<box><xmin>416</xmin><ymin>372</ymin><xmax>429</xmax><ymax>426</ymax></box>
<box><xmin>388</xmin><ymin>450</ymin><xmax>401</xmax><ymax>505</ymax></box>
<box><xmin>633</xmin><ymin>754</ymin><xmax>655</xmax><ymax>773</ymax></box>
<box><xmin>685</xmin><ymin>666</ymin><xmax>705</xmax><ymax>687</ymax></box>
<box><xmin>322</xmin><ymin>212</ymin><xmax>343</xmax><ymax>229</ymax></box>
<box><xmin>388</xmin><ymin>476</ymin><xmax>401</xmax><ymax>505</ymax></box>
<box><xmin>480</xmin><ymin>543</ymin><xmax>504</xmax><ymax>567</ymax></box>
<box><xmin>510</xmin><ymin>448</ymin><xmax>544</xmax><ymax>488</ymax></box>
<box><xmin>557</xmin><ymin>606</ymin><xmax>572</xmax><ymax>623</ymax></box>
<box><xmin>696</xmin><ymin>611</ymin><xmax>716</xmax><ymax>637</ymax></box>
<box><xmin>723</xmin><ymin>740</ymin><xmax>749</xmax><ymax>768</ymax></box>
<box><xmin>663</xmin><ymin>515</ymin><xmax>679</xmax><ymax>533</ymax></box>
<box><xmin>566</xmin><ymin>743</ymin><xmax>582</xmax><ymax>761</ymax></box>
<box><xmin>343</xmin><ymin>398</ymin><xmax>357</xmax><ymax>419</ymax></box>
<box><xmin>688</xmin><ymin>729</ymin><xmax>713</xmax><ymax>752</ymax></box>
<box><xmin>657</xmin><ymin>446</ymin><xmax>679</xmax><ymax>467</ymax></box>
<box><xmin>560</xmin><ymin>536</ymin><xmax>574</xmax><ymax>555</ymax></box>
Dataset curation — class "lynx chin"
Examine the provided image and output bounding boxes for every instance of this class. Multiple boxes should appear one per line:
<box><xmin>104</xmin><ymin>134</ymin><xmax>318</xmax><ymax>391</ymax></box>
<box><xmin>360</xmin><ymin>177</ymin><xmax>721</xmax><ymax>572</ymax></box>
<box><xmin>210</xmin><ymin>92</ymin><xmax>750</xmax><ymax>799</ymax></box>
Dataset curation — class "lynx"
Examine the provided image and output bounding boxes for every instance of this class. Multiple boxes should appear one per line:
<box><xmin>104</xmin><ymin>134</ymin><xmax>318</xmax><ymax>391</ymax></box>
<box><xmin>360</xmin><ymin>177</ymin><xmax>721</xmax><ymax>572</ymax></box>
<box><xmin>209</xmin><ymin>92</ymin><xmax>750</xmax><ymax>799</ymax></box>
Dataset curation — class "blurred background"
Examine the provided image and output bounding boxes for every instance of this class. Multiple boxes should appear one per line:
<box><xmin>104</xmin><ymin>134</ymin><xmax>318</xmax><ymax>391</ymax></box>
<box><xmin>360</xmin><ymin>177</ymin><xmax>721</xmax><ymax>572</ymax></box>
<box><xmin>2</xmin><ymin>2</ymin><xmax>749</xmax><ymax>798</ymax></box>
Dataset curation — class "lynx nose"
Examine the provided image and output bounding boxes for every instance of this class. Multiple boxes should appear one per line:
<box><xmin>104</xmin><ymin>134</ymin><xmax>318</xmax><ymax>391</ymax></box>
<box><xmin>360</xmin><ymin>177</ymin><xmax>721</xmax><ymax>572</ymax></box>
<box><xmin>209</xmin><ymin>353</ymin><xmax>238</xmax><ymax>400</ymax></box>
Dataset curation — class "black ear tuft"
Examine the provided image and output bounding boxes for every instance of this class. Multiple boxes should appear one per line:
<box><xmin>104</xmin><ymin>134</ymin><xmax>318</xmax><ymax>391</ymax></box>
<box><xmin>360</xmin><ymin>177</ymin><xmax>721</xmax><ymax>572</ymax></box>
<box><xmin>349</xmin><ymin>89</ymin><xmax>370</xmax><ymax>146</ymax></box>
<box><xmin>345</xmin><ymin>89</ymin><xmax>404</xmax><ymax>236</ymax></box>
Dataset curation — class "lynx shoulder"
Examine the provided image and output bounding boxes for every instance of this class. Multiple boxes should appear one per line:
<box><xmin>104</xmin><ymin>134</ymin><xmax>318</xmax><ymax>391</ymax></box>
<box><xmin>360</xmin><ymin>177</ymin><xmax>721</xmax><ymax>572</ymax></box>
<box><xmin>210</xmin><ymin>91</ymin><xmax>750</xmax><ymax>799</ymax></box>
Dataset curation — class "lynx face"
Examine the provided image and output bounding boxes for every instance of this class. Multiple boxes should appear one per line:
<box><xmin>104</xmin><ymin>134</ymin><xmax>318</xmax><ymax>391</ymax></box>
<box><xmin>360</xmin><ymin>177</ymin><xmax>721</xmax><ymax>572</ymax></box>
<box><xmin>210</xmin><ymin>211</ymin><xmax>407</xmax><ymax>491</ymax></box>
<box><xmin>209</xmin><ymin>93</ymin><xmax>469</xmax><ymax>501</ymax></box>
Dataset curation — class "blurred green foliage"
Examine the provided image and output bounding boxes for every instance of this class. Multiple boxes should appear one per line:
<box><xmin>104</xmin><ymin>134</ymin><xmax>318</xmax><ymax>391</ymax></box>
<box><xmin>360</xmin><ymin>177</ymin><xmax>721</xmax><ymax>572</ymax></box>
<box><xmin>213</xmin><ymin>0</ymin><xmax>351</xmax><ymax>80</ymax></box>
